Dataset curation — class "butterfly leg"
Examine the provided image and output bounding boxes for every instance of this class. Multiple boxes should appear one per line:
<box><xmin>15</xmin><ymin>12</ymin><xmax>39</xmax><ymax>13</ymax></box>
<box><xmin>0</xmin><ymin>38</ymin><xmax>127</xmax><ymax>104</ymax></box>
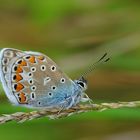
<box><xmin>81</xmin><ymin>97</ymin><xmax>90</xmax><ymax>102</ymax></box>
<box><xmin>81</xmin><ymin>93</ymin><xmax>93</xmax><ymax>104</ymax></box>
<box><xmin>57</xmin><ymin>105</ymin><xmax>65</xmax><ymax>115</ymax></box>
<box><xmin>55</xmin><ymin>97</ymin><xmax>74</xmax><ymax>117</ymax></box>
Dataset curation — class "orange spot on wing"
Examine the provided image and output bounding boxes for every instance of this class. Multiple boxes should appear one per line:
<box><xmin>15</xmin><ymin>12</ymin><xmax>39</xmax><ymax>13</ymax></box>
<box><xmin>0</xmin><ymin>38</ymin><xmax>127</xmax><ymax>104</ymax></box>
<box><xmin>16</xmin><ymin>66</ymin><xmax>23</xmax><ymax>73</ymax></box>
<box><xmin>19</xmin><ymin>60</ymin><xmax>27</xmax><ymax>66</ymax></box>
<box><xmin>29</xmin><ymin>56</ymin><xmax>36</xmax><ymax>63</ymax></box>
<box><xmin>16</xmin><ymin>83</ymin><xmax>24</xmax><ymax>92</ymax></box>
<box><xmin>19</xmin><ymin>92</ymin><xmax>27</xmax><ymax>104</ymax></box>
<box><xmin>15</xmin><ymin>74</ymin><xmax>23</xmax><ymax>82</ymax></box>
<box><xmin>38</xmin><ymin>56</ymin><xmax>45</xmax><ymax>61</ymax></box>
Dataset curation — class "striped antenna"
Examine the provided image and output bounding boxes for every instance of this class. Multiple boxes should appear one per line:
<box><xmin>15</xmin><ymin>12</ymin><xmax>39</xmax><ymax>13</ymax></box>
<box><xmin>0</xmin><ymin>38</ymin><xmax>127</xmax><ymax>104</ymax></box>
<box><xmin>79</xmin><ymin>53</ymin><xmax>110</xmax><ymax>79</ymax></box>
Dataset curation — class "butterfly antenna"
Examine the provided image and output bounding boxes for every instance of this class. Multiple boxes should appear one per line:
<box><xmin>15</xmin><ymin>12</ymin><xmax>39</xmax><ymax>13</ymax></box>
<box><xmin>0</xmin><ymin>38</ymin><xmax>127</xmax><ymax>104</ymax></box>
<box><xmin>80</xmin><ymin>53</ymin><xmax>110</xmax><ymax>79</ymax></box>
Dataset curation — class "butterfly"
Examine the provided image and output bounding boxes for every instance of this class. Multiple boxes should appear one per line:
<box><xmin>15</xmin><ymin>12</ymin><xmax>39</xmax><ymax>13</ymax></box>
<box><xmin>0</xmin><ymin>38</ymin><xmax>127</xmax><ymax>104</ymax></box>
<box><xmin>0</xmin><ymin>48</ymin><xmax>109</xmax><ymax>110</ymax></box>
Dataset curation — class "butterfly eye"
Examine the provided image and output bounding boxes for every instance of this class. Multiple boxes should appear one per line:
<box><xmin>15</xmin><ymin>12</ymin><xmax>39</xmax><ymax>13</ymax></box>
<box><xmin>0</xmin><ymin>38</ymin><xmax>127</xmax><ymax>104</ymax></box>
<box><xmin>31</xmin><ymin>85</ymin><xmax>36</xmax><ymax>91</ymax></box>
<box><xmin>77</xmin><ymin>82</ymin><xmax>85</xmax><ymax>88</ymax></box>
<box><xmin>60</xmin><ymin>78</ymin><xmax>65</xmax><ymax>83</ymax></box>
<box><xmin>31</xmin><ymin>67</ymin><xmax>36</xmax><ymax>72</ymax></box>
<box><xmin>51</xmin><ymin>65</ymin><xmax>56</xmax><ymax>71</ymax></box>
<box><xmin>41</xmin><ymin>65</ymin><xmax>46</xmax><ymax>71</ymax></box>
<box><xmin>48</xmin><ymin>92</ymin><xmax>53</xmax><ymax>97</ymax></box>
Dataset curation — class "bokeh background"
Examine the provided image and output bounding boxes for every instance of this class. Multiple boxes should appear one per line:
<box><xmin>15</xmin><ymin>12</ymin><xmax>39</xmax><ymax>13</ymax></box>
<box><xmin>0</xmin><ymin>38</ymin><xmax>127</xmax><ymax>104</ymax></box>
<box><xmin>0</xmin><ymin>0</ymin><xmax>140</xmax><ymax>140</ymax></box>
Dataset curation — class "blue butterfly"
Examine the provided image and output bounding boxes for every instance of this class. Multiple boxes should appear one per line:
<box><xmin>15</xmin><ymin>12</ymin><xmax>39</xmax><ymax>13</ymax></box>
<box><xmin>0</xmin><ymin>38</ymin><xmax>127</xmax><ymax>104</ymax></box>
<box><xmin>0</xmin><ymin>48</ymin><xmax>109</xmax><ymax>109</ymax></box>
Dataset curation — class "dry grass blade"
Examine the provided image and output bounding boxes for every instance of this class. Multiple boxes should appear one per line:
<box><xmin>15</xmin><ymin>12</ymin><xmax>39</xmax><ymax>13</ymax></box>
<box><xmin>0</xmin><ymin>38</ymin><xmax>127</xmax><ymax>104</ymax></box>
<box><xmin>0</xmin><ymin>101</ymin><xmax>140</xmax><ymax>124</ymax></box>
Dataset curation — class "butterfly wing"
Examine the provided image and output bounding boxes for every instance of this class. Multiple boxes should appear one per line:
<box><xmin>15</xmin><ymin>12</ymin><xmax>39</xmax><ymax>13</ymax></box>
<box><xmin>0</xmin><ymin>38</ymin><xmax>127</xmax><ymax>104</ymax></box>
<box><xmin>0</xmin><ymin>48</ymin><xmax>25</xmax><ymax>104</ymax></box>
<box><xmin>0</xmin><ymin>48</ymin><xmax>75</xmax><ymax>108</ymax></box>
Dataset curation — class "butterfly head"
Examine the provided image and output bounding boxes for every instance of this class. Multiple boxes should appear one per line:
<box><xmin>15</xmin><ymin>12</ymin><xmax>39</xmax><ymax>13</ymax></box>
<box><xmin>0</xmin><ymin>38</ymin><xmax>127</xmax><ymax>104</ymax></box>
<box><xmin>74</xmin><ymin>53</ymin><xmax>110</xmax><ymax>93</ymax></box>
<box><xmin>74</xmin><ymin>76</ymin><xmax>87</xmax><ymax>92</ymax></box>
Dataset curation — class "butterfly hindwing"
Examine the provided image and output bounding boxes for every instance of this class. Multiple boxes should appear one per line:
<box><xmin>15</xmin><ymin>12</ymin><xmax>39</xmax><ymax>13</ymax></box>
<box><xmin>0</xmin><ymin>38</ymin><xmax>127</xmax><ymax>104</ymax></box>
<box><xmin>0</xmin><ymin>48</ymin><xmax>74</xmax><ymax>108</ymax></box>
<box><xmin>0</xmin><ymin>48</ymin><xmax>26</xmax><ymax>104</ymax></box>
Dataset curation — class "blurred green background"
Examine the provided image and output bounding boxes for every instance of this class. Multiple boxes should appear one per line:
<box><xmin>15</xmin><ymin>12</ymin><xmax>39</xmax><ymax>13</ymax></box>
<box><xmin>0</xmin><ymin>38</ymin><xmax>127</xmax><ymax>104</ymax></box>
<box><xmin>0</xmin><ymin>0</ymin><xmax>140</xmax><ymax>140</ymax></box>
